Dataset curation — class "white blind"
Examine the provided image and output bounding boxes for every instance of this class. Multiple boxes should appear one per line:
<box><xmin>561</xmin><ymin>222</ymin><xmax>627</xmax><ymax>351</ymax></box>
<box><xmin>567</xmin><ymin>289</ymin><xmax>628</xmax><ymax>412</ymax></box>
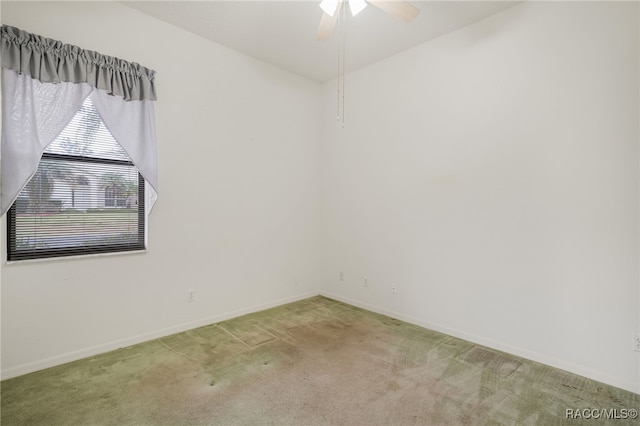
<box><xmin>8</xmin><ymin>98</ymin><xmax>145</xmax><ymax>260</ymax></box>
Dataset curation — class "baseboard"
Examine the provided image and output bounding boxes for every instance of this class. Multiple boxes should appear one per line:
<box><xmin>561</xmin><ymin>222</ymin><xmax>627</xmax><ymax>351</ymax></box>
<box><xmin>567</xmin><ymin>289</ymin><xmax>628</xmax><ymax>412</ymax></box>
<box><xmin>320</xmin><ymin>291</ymin><xmax>640</xmax><ymax>395</ymax></box>
<box><xmin>5</xmin><ymin>289</ymin><xmax>638</xmax><ymax>395</ymax></box>
<box><xmin>1</xmin><ymin>290</ymin><xmax>320</xmax><ymax>381</ymax></box>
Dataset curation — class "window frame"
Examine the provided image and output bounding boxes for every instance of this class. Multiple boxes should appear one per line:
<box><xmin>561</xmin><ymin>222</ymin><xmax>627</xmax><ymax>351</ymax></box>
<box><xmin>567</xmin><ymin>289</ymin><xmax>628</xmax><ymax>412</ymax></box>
<box><xmin>7</xmin><ymin>151</ymin><xmax>146</xmax><ymax>261</ymax></box>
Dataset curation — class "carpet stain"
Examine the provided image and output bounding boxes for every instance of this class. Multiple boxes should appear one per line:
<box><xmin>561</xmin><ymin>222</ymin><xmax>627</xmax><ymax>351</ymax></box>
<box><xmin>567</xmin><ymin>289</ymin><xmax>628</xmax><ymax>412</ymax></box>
<box><xmin>457</xmin><ymin>346</ymin><xmax>522</xmax><ymax>378</ymax></box>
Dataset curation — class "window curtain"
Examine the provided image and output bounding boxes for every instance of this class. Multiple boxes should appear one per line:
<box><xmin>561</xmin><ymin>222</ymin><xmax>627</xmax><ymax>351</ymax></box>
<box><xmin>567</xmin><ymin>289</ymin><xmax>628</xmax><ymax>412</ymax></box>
<box><xmin>1</xmin><ymin>25</ymin><xmax>158</xmax><ymax>215</ymax></box>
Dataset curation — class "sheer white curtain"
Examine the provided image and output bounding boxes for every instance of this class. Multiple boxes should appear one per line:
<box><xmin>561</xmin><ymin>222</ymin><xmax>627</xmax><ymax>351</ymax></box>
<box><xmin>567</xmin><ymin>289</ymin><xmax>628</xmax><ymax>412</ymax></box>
<box><xmin>1</xmin><ymin>70</ymin><xmax>159</xmax><ymax>215</ymax></box>
<box><xmin>1</xmin><ymin>25</ymin><xmax>158</xmax><ymax>216</ymax></box>
<box><xmin>89</xmin><ymin>88</ymin><xmax>158</xmax><ymax>214</ymax></box>
<box><xmin>1</xmin><ymin>69</ymin><xmax>92</xmax><ymax>214</ymax></box>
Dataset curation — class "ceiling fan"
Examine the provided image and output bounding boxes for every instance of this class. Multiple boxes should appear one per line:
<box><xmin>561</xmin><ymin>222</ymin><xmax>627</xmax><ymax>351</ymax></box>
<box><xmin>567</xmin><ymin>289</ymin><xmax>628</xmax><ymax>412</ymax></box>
<box><xmin>316</xmin><ymin>0</ymin><xmax>421</xmax><ymax>40</ymax></box>
<box><xmin>317</xmin><ymin>0</ymin><xmax>420</xmax><ymax>126</ymax></box>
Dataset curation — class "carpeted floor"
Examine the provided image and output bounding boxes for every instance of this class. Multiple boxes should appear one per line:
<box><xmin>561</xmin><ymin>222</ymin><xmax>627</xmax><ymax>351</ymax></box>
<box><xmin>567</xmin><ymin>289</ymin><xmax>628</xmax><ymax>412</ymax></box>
<box><xmin>1</xmin><ymin>296</ymin><xmax>638</xmax><ymax>425</ymax></box>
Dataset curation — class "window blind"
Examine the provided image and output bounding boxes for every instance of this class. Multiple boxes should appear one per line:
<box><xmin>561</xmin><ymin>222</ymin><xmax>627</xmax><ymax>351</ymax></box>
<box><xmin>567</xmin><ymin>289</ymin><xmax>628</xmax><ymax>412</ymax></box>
<box><xmin>7</xmin><ymin>98</ymin><xmax>145</xmax><ymax>260</ymax></box>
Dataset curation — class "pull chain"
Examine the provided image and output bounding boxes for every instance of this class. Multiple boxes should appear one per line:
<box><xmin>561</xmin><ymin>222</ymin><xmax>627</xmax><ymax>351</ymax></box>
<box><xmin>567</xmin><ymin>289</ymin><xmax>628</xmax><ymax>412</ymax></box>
<box><xmin>337</xmin><ymin>0</ymin><xmax>346</xmax><ymax>127</ymax></box>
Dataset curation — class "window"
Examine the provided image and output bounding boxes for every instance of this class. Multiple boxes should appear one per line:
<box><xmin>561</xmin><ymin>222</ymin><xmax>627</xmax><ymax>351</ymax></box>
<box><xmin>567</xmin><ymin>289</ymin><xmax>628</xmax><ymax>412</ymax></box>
<box><xmin>7</xmin><ymin>98</ymin><xmax>145</xmax><ymax>261</ymax></box>
<box><xmin>2</xmin><ymin>25</ymin><xmax>158</xmax><ymax>261</ymax></box>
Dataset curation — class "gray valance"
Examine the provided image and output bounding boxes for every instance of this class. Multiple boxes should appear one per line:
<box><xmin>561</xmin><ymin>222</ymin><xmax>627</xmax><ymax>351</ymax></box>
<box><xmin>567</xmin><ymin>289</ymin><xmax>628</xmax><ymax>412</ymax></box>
<box><xmin>1</xmin><ymin>25</ymin><xmax>156</xmax><ymax>101</ymax></box>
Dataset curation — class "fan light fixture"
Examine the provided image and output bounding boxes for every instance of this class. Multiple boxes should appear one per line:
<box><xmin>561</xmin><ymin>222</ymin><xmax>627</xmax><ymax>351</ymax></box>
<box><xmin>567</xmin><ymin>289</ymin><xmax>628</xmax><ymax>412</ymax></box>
<box><xmin>320</xmin><ymin>0</ymin><xmax>367</xmax><ymax>17</ymax></box>
<box><xmin>319</xmin><ymin>0</ymin><xmax>339</xmax><ymax>16</ymax></box>
<box><xmin>348</xmin><ymin>0</ymin><xmax>368</xmax><ymax>16</ymax></box>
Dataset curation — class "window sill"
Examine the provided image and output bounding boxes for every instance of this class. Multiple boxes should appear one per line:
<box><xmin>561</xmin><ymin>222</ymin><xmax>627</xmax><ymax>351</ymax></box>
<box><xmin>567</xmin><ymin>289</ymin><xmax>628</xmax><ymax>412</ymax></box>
<box><xmin>5</xmin><ymin>249</ymin><xmax>147</xmax><ymax>265</ymax></box>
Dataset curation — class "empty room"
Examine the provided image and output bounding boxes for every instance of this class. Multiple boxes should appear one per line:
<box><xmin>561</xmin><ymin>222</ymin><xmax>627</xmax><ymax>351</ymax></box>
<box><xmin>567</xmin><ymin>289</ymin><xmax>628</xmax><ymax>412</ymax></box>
<box><xmin>1</xmin><ymin>1</ymin><xmax>638</xmax><ymax>424</ymax></box>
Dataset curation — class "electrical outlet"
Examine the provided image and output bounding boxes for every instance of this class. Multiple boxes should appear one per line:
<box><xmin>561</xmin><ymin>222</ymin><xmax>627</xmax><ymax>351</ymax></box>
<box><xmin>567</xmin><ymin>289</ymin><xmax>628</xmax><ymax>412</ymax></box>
<box><xmin>187</xmin><ymin>289</ymin><xmax>195</xmax><ymax>303</ymax></box>
<box><xmin>392</xmin><ymin>283</ymin><xmax>397</xmax><ymax>294</ymax></box>
<box><xmin>339</xmin><ymin>272</ymin><xmax>344</xmax><ymax>282</ymax></box>
<box><xmin>363</xmin><ymin>277</ymin><xmax>368</xmax><ymax>287</ymax></box>
<box><xmin>634</xmin><ymin>334</ymin><xmax>640</xmax><ymax>352</ymax></box>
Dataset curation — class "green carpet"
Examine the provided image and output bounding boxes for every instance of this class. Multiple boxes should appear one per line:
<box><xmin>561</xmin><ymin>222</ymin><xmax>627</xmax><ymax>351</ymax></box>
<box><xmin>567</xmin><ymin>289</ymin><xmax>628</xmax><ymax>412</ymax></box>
<box><xmin>1</xmin><ymin>296</ymin><xmax>638</xmax><ymax>425</ymax></box>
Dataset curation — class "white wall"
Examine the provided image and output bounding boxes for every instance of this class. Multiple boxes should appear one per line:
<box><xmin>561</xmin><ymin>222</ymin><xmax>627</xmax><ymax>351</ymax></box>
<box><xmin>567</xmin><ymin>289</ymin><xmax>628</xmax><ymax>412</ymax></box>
<box><xmin>0</xmin><ymin>1</ymin><xmax>322</xmax><ymax>378</ymax></box>
<box><xmin>1</xmin><ymin>1</ymin><xmax>638</xmax><ymax>396</ymax></box>
<box><xmin>320</xmin><ymin>1</ymin><xmax>639</xmax><ymax>393</ymax></box>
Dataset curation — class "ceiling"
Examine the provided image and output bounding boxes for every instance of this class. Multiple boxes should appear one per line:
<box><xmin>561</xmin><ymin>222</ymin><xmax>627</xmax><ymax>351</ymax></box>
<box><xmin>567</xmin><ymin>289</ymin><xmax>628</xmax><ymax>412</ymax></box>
<box><xmin>121</xmin><ymin>1</ymin><xmax>520</xmax><ymax>83</ymax></box>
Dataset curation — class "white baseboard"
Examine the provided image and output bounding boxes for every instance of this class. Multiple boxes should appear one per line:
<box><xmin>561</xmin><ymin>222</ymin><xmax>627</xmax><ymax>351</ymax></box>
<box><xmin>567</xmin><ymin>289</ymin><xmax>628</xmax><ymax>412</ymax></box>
<box><xmin>1</xmin><ymin>290</ymin><xmax>320</xmax><ymax>381</ymax></box>
<box><xmin>320</xmin><ymin>291</ymin><xmax>640</xmax><ymax>395</ymax></box>
<box><xmin>4</xmin><ymin>289</ymin><xmax>638</xmax><ymax>395</ymax></box>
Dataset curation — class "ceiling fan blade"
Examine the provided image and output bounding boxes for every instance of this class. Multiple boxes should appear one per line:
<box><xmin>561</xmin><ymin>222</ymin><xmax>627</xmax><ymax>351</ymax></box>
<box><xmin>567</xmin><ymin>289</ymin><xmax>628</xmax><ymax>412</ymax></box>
<box><xmin>316</xmin><ymin>0</ymin><xmax>344</xmax><ymax>41</ymax></box>
<box><xmin>368</xmin><ymin>0</ymin><xmax>420</xmax><ymax>23</ymax></box>
<box><xmin>316</xmin><ymin>12</ymin><xmax>337</xmax><ymax>40</ymax></box>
